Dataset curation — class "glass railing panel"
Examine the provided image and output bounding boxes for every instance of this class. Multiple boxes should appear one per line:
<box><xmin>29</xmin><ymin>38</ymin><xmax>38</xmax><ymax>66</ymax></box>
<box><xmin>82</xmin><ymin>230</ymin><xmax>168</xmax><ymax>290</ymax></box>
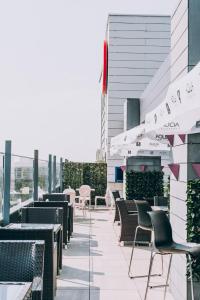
<box><xmin>10</xmin><ymin>155</ymin><xmax>34</xmax><ymax>209</ymax></box>
<box><xmin>56</xmin><ymin>162</ymin><xmax>60</xmax><ymax>188</ymax></box>
<box><xmin>38</xmin><ymin>159</ymin><xmax>48</xmax><ymax>197</ymax></box>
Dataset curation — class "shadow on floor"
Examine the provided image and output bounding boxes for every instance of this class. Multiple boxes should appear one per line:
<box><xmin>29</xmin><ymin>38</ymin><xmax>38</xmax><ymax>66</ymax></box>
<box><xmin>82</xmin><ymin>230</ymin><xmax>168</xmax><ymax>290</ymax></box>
<box><xmin>59</xmin><ymin>265</ymin><xmax>104</xmax><ymax>284</ymax></box>
<box><xmin>63</xmin><ymin>240</ymin><xmax>102</xmax><ymax>257</ymax></box>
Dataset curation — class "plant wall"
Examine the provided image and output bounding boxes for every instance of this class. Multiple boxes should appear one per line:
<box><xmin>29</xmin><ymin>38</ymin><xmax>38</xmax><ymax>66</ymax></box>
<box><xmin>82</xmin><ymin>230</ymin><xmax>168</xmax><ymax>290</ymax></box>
<box><xmin>187</xmin><ymin>179</ymin><xmax>200</xmax><ymax>280</ymax></box>
<box><xmin>126</xmin><ymin>171</ymin><xmax>164</xmax><ymax>200</ymax></box>
<box><xmin>63</xmin><ymin>162</ymin><xmax>107</xmax><ymax>202</ymax></box>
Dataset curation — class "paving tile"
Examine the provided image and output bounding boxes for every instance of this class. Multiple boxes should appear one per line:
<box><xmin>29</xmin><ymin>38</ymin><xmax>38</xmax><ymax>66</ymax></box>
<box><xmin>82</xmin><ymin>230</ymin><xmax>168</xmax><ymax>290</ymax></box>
<box><xmin>90</xmin><ymin>274</ymin><xmax>138</xmax><ymax>290</ymax></box>
<box><xmin>90</xmin><ymin>289</ymin><xmax>141</xmax><ymax>300</ymax></box>
<box><xmin>57</xmin><ymin>258</ymin><xmax>90</xmax><ymax>289</ymax></box>
<box><xmin>55</xmin><ymin>288</ymin><xmax>89</xmax><ymax>300</ymax></box>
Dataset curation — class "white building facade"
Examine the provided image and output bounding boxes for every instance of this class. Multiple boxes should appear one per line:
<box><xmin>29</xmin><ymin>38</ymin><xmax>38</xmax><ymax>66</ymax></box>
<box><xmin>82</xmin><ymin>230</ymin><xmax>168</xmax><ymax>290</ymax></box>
<box><xmin>101</xmin><ymin>14</ymin><xmax>171</xmax><ymax>191</ymax></box>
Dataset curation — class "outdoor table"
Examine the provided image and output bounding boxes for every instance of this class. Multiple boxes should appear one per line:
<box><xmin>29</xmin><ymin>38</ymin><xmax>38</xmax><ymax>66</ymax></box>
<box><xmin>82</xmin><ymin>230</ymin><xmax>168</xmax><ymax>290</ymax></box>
<box><xmin>7</xmin><ymin>223</ymin><xmax>62</xmax><ymax>274</ymax></box>
<box><xmin>151</xmin><ymin>206</ymin><xmax>168</xmax><ymax>212</ymax></box>
<box><xmin>0</xmin><ymin>282</ymin><xmax>32</xmax><ymax>300</ymax></box>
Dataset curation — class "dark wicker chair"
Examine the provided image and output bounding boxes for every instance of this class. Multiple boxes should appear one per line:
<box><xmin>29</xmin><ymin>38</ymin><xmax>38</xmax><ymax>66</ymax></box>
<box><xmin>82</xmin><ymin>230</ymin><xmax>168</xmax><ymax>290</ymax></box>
<box><xmin>116</xmin><ymin>199</ymin><xmax>151</xmax><ymax>243</ymax></box>
<box><xmin>0</xmin><ymin>227</ymin><xmax>57</xmax><ymax>300</ymax></box>
<box><xmin>143</xmin><ymin>197</ymin><xmax>154</xmax><ymax>206</ymax></box>
<box><xmin>42</xmin><ymin>193</ymin><xmax>73</xmax><ymax>240</ymax></box>
<box><xmin>22</xmin><ymin>207</ymin><xmax>63</xmax><ymax>225</ymax></box>
<box><xmin>34</xmin><ymin>201</ymin><xmax>69</xmax><ymax>244</ymax></box>
<box><xmin>22</xmin><ymin>207</ymin><xmax>63</xmax><ymax>274</ymax></box>
<box><xmin>0</xmin><ymin>240</ymin><xmax>45</xmax><ymax>300</ymax></box>
<box><xmin>112</xmin><ymin>190</ymin><xmax>121</xmax><ymax>222</ymax></box>
<box><xmin>68</xmin><ymin>203</ymin><xmax>73</xmax><ymax>239</ymax></box>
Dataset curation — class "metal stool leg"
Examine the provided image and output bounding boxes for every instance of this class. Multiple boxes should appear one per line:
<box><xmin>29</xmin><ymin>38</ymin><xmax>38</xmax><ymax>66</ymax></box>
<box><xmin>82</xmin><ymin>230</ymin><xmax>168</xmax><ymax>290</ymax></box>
<box><xmin>129</xmin><ymin>229</ymin><xmax>162</xmax><ymax>280</ymax></box>
<box><xmin>144</xmin><ymin>251</ymin><xmax>155</xmax><ymax>300</ymax></box>
<box><xmin>163</xmin><ymin>254</ymin><xmax>172</xmax><ymax>300</ymax></box>
<box><xmin>188</xmin><ymin>254</ymin><xmax>194</xmax><ymax>300</ymax></box>
<box><xmin>161</xmin><ymin>254</ymin><xmax>164</xmax><ymax>276</ymax></box>
<box><xmin>128</xmin><ymin>226</ymin><xmax>139</xmax><ymax>278</ymax></box>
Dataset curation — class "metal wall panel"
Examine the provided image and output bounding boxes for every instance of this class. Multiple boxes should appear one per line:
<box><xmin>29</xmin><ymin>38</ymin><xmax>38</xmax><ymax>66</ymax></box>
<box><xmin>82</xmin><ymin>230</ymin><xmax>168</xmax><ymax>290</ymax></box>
<box><xmin>103</xmin><ymin>14</ymin><xmax>171</xmax><ymax>184</ymax></box>
<box><xmin>109</xmin><ymin>15</ymin><xmax>170</xmax><ymax>24</ymax></box>
<box><xmin>108</xmin><ymin>113</ymin><xmax>124</xmax><ymax>121</ymax></box>
<box><xmin>171</xmin><ymin>0</ymin><xmax>188</xmax><ymax>34</ymax></box>
<box><xmin>171</xmin><ymin>9</ymin><xmax>188</xmax><ymax>48</ymax></box>
<box><xmin>109</xmin><ymin>30</ymin><xmax>170</xmax><ymax>39</ymax></box>
<box><xmin>170</xmin><ymin>48</ymin><xmax>188</xmax><ymax>82</ymax></box>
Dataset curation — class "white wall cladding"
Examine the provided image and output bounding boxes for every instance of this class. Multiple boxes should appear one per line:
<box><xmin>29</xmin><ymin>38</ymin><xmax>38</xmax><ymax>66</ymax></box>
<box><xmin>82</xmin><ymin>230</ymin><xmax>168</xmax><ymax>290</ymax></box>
<box><xmin>137</xmin><ymin>3</ymin><xmax>190</xmax><ymax>297</ymax></box>
<box><xmin>170</xmin><ymin>1</ymin><xmax>189</xmax><ymax>299</ymax></box>
<box><xmin>104</xmin><ymin>14</ymin><xmax>171</xmax><ymax>183</ymax></box>
<box><xmin>140</xmin><ymin>55</ymin><xmax>170</xmax><ymax>121</ymax></box>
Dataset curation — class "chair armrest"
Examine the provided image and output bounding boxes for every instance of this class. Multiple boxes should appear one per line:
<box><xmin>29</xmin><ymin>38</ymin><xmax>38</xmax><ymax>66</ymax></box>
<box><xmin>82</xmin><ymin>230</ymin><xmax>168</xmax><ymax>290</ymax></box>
<box><xmin>32</xmin><ymin>276</ymin><xmax>43</xmax><ymax>300</ymax></box>
<box><xmin>127</xmin><ymin>213</ymin><xmax>138</xmax><ymax>221</ymax></box>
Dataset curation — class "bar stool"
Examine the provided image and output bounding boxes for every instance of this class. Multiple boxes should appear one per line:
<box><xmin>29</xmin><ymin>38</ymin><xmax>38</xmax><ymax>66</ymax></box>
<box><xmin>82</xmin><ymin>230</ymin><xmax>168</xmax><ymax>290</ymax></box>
<box><xmin>128</xmin><ymin>200</ymin><xmax>163</xmax><ymax>279</ymax></box>
<box><xmin>145</xmin><ymin>210</ymin><xmax>200</xmax><ymax>300</ymax></box>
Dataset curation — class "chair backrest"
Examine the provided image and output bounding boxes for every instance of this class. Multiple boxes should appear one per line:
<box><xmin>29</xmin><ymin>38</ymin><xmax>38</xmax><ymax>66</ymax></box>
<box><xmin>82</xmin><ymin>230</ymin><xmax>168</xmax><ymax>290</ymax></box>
<box><xmin>135</xmin><ymin>200</ymin><xmax>152</xmax><ymax>229</ymax></box>
<box><xmin>0</xmin><ymin>240</ymin><xmax>44</xmax><ymax>282</ymax></box>
<box><xmin>154</xmin><ymin>196</ymin><xmax>168</xmax><ymax>206</ymax></box>
<box><xmin>79</xmin><ymin>185</ymin><xmax>91</xmax><ymax>197</ymax></box>
<box><xmin>115</xmin><ymin>199</ymin><xmax>128</xmax><ymax>219</ymax></box>
<box><xmin>63</xmin><ymin>188</ymin><xmax>76</xmax><ymax>204</ymax></box>
<box><xmin>43</xmin><ymin>193</ymin><xmax>69</xmax><ymax>202</ymax></box>
<box><xmin>22</xmin><ymin>207</ymin><xmax>63</xmax><ymax>225</ymax></box>
<box><xmin>112</xmin><ymin>190</ymin><xmax>120</xmax><ymax>201</ymax></box>
<box><xmin>148</xmin><ymin>210</ymin><xmax>173</xmax><ymax>248</ymax></box>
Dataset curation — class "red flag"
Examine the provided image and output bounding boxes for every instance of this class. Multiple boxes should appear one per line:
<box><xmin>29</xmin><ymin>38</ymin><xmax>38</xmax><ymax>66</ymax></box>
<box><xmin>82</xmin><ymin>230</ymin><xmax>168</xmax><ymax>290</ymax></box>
<box><xmin>120</xmin><ymin>165</ymin><xmax>126</xmax><ymax>172</ymax></box>
<box><xmin>140</xmin><ymin>165</ymin><xmax>146</xmax><ymax>172</ymax></box>
<box><xmin>168</xmin><ymin>164</ymin><xmax>180</xmax><ymax>180</ymax></box>
<box><xmin>192</xmin><ymin>164</ymin><xmax>200</xmax><ymax>178</ymax></box>
<box><xmin>179</xmin><ymin>134</ymin><xmax>186</xmax><ymax>143</ymax></box>
<box><xmin>166</xmin><ymin>135</ymin><xmax>174</xmax><ymax>146</ymax></box>
<box><xmin>102</xmin><ymin>40</ymin><xmax>108</xmax><ymax>95</ymax></box>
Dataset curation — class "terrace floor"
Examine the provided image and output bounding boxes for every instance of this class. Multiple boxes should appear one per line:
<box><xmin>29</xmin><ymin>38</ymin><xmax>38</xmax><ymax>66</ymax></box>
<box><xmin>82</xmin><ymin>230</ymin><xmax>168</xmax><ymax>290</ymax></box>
<box><xmin>55</xmin><ymin>209</ymin><xmax>174</xmax><ymax>300</ymax></box>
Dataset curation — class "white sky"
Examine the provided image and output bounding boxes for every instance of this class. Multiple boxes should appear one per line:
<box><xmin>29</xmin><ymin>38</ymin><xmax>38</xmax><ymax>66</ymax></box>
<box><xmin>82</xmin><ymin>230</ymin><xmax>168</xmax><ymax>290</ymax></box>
<box><xmin>0</xmin><ymin>0</ymin><xmax>177</xmax><ymax>162</ymax></box>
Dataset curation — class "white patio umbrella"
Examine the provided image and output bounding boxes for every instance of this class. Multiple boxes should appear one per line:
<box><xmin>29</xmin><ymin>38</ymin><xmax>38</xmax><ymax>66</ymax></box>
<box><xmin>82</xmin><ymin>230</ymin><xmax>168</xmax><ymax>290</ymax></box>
<box><xmin>111</xmin><ymin>124</ymin><xmax>145</xmax><ymax>149</ymax></box>
<box><xmin>145</xmin><ymin>62</ymin><xmax>200</xmax><ymax>135</ymax></box>
<box><xmin>110</xmin><ymin>134</ymin><xmax>170</xmax><ymax>157</ymax></box>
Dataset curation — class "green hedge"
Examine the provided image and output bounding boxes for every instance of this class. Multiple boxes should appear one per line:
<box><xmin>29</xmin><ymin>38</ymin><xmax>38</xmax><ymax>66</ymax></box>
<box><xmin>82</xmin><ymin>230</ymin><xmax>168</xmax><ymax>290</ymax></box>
<box><xmin>63</xmin><ymin>162</ymin><xmax>107</xmax><ymax>202</ymax></box>
<box><xmin>126</xmin><ymin>171</ymin><xmax>164</xmax><ymax>200</ymax></box>
<box><xmin>187</xmin><ymin>180</ymin><xmax>200</xmax><ymax>280</ymax></box>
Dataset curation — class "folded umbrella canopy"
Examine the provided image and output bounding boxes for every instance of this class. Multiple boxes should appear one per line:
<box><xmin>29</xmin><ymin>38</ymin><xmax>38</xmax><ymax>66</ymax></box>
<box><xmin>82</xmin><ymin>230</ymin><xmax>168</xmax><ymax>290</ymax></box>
<box><xmin>110</xmin><ymin>124</ymin><xmax>170</xmax><ymax>157</ymax></box>
<box><xmin>111</xmin><ymin>124</ymin><xmax>145</xmax><ymax>148</ymax></box>
<box><xmin>145</xmin><ymin>62</ymin><xmax>200</xmax><ymax>135</ymax></box>
<box><xmin>111</xmin><ymin>137</ymin><xmax>170</xmax><ymax>157</ymax></box>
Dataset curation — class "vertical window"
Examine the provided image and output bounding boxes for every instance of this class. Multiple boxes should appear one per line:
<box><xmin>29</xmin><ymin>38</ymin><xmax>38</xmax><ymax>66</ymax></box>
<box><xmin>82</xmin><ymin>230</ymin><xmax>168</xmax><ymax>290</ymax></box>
<box><xmin>115</xmin><ymin>167</ymin><xmax>123</xmax><ymax>183</ymax></box>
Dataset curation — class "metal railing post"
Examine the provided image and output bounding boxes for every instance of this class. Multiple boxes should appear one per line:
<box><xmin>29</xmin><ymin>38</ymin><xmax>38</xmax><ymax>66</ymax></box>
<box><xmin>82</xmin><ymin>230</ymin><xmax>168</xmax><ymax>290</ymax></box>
<box><xmin>48</xmin><ymin>154</ymin><xmax>52</xmax><ymax>194</ymax></box>
<box><xmin>3</xmin><ymin>140</ymin><xmax>11</xmax><ymax>225</ymax></box>
<box><xmin>33</xmin><ymin>150</ymin><xmax>39</xmax><ymax>201</ymax></box>
<box><xmin>53</xmin><ymin>155</ymin><xmax>56</xmax><ymax>192</ymax></box>
<box><xmin>60</xmin><ymin>157</ymin><xmax>63</xmax><ymax>192</ymax></box>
